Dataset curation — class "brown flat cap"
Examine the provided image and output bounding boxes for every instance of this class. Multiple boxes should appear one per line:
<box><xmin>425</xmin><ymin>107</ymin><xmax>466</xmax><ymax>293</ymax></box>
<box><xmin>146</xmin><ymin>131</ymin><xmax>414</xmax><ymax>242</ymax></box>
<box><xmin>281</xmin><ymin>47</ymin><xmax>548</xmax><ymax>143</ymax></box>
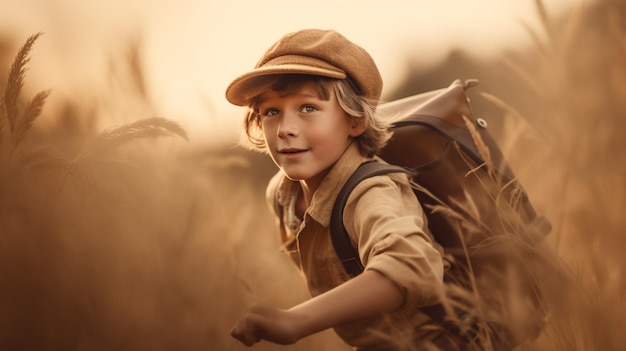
<box><xmin>225</xmin><ymin>29</ymin><xmax>383</xmax><ymax>106</ymax></box>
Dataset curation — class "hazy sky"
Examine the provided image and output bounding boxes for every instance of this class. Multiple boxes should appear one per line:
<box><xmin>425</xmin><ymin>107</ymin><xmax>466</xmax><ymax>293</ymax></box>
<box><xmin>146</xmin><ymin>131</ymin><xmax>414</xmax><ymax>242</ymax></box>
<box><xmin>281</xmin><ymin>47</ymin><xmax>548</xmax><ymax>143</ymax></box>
<box><xmin>1</xmin><ymin>0</ymin><xmax>582</xmax><ymax>143</ymax></box>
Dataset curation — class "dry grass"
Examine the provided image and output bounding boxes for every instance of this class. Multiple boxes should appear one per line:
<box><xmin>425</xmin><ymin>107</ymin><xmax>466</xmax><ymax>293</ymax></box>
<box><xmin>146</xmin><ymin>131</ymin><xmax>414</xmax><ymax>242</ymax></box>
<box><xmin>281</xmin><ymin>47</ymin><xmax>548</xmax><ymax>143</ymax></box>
<box><xmin>0</xmin><ymin>31</ymin><xmax>346</xmax><ymax>351</ymax></box>
<box><xmin>0</xmin><ymin>0</ymin><xmax>625</xmax><ymax>350</ymax></box>
<box><xmin>479</xmin><ymin>1</ymin><xmax>626</xmax><ymax>350</ymax></box>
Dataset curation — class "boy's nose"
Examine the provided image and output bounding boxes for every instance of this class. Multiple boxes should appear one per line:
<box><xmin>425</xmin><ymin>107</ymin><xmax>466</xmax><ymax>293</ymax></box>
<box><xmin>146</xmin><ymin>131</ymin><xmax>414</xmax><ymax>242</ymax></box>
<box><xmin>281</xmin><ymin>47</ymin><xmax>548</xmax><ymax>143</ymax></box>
<box><xmin>277</xmin><ymin>113</ymin><xmax>299</xmax><ymax>138</ymax></box>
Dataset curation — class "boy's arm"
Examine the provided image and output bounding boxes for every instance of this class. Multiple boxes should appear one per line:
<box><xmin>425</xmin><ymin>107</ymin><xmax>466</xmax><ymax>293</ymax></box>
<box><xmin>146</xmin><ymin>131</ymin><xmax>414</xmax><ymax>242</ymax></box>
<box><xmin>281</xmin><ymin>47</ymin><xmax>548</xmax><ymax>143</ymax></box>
<box><xmin>230</xmin><ymin>269</ymin><xmax>403</xmax><ymax>346</ymax></box>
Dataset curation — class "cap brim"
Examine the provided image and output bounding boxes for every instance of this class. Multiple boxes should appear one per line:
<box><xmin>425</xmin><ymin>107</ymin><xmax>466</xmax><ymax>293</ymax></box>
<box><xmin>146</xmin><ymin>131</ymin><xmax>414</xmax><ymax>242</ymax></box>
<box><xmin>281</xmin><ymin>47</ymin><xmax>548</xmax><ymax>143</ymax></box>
<box><xmin>225</xmin><ymin>64</ymin><xmax>346</xmax><ymax>106</ymax></box>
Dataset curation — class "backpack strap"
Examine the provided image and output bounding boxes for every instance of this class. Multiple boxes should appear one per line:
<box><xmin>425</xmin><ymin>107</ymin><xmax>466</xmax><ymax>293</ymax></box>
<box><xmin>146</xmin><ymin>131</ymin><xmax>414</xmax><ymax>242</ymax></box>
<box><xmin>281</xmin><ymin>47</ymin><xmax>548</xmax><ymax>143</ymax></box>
<box><xmin>329</xmin><ymin>160</ymin><xmax>472</xmax><ymax>337</ymax></box>
<box><xmin>330</xmin><ymin>160</ymin><xmax>409</xmax><ymax>278</ymax></box>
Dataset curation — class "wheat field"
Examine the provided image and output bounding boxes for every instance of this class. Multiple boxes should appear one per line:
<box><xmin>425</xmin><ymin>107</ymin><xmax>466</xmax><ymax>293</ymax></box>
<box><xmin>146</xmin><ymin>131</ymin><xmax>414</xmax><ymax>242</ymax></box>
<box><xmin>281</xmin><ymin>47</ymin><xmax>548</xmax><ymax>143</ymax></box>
<box><xmin>0</xmin><ymin>1</ymin><xmax>624</xmax><ymax>350</ymax></box>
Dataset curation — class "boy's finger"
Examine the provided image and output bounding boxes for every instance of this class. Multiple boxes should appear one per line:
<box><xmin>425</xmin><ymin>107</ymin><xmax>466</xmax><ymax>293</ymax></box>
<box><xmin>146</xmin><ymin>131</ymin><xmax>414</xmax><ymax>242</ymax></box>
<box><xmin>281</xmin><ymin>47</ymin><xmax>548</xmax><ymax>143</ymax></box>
<box><xmin>230</xmin><ymin>320</ymin><xmax>261</xmax><ymax>347</ymax></box>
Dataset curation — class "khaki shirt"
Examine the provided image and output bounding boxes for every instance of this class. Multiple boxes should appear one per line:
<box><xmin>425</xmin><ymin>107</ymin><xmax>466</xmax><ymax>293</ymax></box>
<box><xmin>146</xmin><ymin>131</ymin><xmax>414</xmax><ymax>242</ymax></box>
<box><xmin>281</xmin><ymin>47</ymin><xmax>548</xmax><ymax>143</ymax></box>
<box><xmin>266</xmin><ymin>143</ymin><xmax>447</xmax><ymax>350</ymax></box>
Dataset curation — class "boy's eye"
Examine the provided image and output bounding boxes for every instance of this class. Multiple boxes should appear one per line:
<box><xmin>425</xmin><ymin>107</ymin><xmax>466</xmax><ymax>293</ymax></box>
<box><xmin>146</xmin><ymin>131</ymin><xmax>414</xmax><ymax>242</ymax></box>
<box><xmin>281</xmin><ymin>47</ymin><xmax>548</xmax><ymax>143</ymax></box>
<box><xmin>300</xmin><ymin>105</ymin><xmax>317</xmax><ymax>113</ymax></box>
<box><xmin>262</xmin><ymin>108</ymin><xmax>279</xmax><ymax>117</ymax></box>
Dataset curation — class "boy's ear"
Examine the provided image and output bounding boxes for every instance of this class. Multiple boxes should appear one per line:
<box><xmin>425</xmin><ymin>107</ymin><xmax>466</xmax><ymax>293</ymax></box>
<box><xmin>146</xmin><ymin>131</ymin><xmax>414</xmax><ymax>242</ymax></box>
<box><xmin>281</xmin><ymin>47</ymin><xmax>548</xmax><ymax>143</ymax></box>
<box><xmin>349</xmin><ymin>118</ymin><xmax>366</xmax><ymax>137</ymax></box>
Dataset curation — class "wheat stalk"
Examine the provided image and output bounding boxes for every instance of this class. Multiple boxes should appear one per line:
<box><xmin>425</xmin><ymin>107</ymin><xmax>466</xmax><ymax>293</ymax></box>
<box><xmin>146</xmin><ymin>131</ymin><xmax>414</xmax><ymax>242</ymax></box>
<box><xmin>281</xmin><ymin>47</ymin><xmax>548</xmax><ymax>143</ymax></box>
<box><xmin>533</xmin><ymin>0</ymin><xmax>553</xmax><ymax>44</ymax></box>
<box><xmin>462</xmin><ymin>115</ymin><xmax>494</xmax><ymax>178</ymax></box>
<box><xmin>500</xmin><ymin>57</ymin><xmax>544</xmax><ymax>96</ymax></box>
<box><xmin>13</xmin><ymin>89</ymin><xmax>49</xmax><ymax>147</ymax></box>
<box><xmin>0</xmin><ymin>32</ymin><xmax>53</xmax><ymax>174</ymax></box>
<box><xmin>557</xmin><ymin>3</ymin><xmax>585</xmax><ymax>56</ymax></box>
<box><xmin>0</xmin><ymin>100</ymin><xmax>9</xmax><ymax>161</ymax></box>
<box><xmin>0</xmin><ymin>32</ymin><xmax>51</xmax><ymax>168</ymax></box>
<box><xmin>480</xmin><ymin>92</ymin><xmax>556</xmax><ymax>153</ymax></box>
<box><xmin>90</xmin><ymin>116</ymin><xmax>187</xmax><ymax>148</ymax></box>
<box><xmin>518</xmin><ymin>19</ymin><xmax>549</xmax><ymax>59</ymax></box>
<box><xmin>67</xmin><ymin>116</ymin><xmax>187</xmax><ymax>172</ymax></box>
<box><xmin>3</xmin><ymin>32</ymin><xmax>43</xmax><ymax>133</ymax></box>
<box><xmin>57</xmin><ymin>117</ymin><xmax>188</xmax><ymax>198</ymax></box>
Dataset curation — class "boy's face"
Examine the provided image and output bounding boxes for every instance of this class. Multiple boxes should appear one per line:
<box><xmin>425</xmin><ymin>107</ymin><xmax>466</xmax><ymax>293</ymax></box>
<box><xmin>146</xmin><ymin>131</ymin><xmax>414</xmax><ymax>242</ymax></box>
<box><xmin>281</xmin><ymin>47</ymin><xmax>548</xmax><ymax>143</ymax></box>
<box><xmin>259</xmin><ymin>81</ymin><xmax>364</xmax><ymax>190</ymax></box>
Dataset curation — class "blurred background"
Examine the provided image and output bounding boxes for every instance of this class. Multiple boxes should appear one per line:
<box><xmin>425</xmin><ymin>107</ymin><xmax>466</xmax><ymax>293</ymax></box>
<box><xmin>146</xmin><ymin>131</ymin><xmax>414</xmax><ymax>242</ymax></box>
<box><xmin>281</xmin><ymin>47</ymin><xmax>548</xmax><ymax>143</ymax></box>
<box><xmin>0</xmin><ymin>0</ymin><xmax>578</xmax><ymax>143</ymax></box>
<box><xmin>1</xmin><ymin>0</ymin><xmax>625</xmax><ymax>350</ymax></box>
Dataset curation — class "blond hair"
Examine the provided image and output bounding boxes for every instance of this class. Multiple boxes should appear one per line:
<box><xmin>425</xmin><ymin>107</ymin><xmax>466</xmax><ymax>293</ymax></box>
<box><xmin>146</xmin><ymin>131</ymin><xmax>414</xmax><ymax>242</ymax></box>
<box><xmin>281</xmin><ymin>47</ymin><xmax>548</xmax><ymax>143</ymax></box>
<box><xmin>239</xmin><ymin>75</ymin><xmax>391</xmax><ymax>157</ymax></box>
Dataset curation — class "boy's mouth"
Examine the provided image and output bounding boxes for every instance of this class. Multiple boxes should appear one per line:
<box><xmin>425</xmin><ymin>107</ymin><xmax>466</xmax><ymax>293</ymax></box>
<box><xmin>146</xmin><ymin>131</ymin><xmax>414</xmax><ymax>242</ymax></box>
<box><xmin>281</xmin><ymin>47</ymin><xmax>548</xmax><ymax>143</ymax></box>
<box><xmin>279</xmin><ymin>148</ymin><xmax>308</xmax><ymax>154</ymax></box>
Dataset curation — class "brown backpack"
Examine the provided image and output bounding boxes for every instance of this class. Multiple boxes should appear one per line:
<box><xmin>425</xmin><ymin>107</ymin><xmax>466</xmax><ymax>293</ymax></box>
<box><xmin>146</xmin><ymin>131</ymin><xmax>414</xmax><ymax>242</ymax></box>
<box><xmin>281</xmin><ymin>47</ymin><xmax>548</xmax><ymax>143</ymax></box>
<box><xmin>330</xmin><ymin>79</ymin><xmax>551</xmax><ymax>350</ymax></box>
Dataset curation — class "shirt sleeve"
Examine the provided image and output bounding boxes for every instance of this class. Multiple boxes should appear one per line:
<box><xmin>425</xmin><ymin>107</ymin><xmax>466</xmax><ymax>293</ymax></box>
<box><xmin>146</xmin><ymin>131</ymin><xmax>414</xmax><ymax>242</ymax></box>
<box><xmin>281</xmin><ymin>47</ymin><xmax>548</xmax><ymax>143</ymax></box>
<box><xmin>343</xmin><ymin>173</ymin><xmax>444</xmax><ymax>310</ymax></box>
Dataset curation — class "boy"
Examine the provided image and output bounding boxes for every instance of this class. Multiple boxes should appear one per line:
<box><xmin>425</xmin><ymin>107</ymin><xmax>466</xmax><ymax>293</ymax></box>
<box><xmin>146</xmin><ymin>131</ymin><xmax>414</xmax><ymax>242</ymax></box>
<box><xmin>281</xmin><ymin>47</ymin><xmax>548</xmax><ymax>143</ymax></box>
<box><xmin>226</xmin><ymin>29</ymin><xmax>450</xmax><ymax>350</ymax></box>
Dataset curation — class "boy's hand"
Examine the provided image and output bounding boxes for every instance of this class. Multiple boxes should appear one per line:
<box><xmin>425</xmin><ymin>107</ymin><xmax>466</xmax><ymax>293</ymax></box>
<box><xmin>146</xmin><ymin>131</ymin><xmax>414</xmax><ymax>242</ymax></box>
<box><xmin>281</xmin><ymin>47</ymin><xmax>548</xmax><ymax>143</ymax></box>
<box><xmin>230</xmin><ymin>303</ymin><xmax>302</xmax><ymax>346</ymax></box>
